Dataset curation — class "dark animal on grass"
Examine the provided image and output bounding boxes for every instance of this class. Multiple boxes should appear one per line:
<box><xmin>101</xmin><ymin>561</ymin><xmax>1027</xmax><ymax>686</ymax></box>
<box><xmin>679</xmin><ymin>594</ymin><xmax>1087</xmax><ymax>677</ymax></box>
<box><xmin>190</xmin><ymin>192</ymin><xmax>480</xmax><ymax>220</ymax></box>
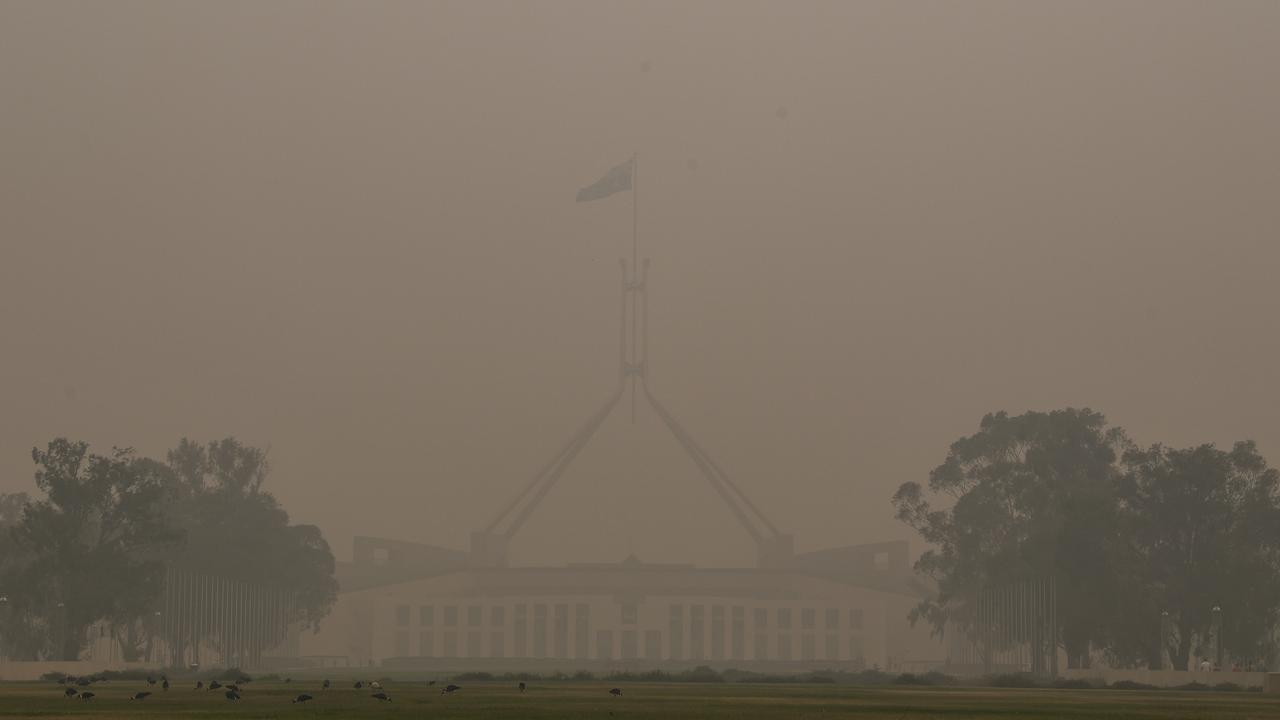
<box><xmin>80</xmin><ymin>692</ymin><xmax>95</xmax><ymax>701</ymax></box>
<box><xmin>131</xmin><ymin>692</ymin><xmax>151</xmax><ymax>700</ymax></box>
<box><xmin>442</xmin><ymin>684</ymin><xmax>461</xmax><ymax>695</ymax></box>
<box><xmin>226</xmin><ymin>690</ymin><xmax>241</xmax><ymax>701</ymax></box>
<box><xmin>63</xmin><ymin>687</ymin><xmax>78</xmax><ymax>698</ymax></box>
<box><xmin>194</xmin><ymin>680</ymin><xmax>204</xmax><ymax>689</ymax></box>
<box><xmin>323</xmin><ymin>679</ymin><xmax>330</xmax><ymax>690</ymax></box>
<box><xmin>293</xmin><ymin>693</ymin><xmax>313</xmax><ymax>703</ymax></box>
<box><xmin>162</xmin><ymin>679</ymin><xmax>170</xmax><ymax>691</ymax></box>
<box><xmin>610</xmin><ymin>687</ymin><xmax>622</xmax><ymax>696</ymax></box>
<box><xmin>354</xmin><ymin>681</ymin><xmax>364</xmax><ymax>689</ymax></box>
<box><xmin>208</xmin><ymin>680</ymin><xmax>222</xmax><ymax>690</ymax></box>
<box><xmin>518</xmin><ymin>681</ymin><xmax>526</xmax><ymax>692</ymax></box>
<box><xmin>372</xmin><ymin>692</ymin><xmax>391</xmax><ymax>702</ymax></box>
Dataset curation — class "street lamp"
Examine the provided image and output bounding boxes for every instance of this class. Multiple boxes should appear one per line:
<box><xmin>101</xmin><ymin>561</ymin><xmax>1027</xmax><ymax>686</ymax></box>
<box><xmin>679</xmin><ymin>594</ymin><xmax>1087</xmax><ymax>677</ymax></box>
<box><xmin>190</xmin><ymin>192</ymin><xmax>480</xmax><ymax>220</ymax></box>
<box><xmin>0</xmin><ymin>595</ymin><xmax>9</xmax><ymax>661</ymax></box>
<box><xmin>1211</xmin><ymin>606</ymin><xmax>1223</xmax><ymax>670</ymax></box>
<box><xmin>1159</xmin><ymin>611</ymin><xmax>1170</xmax><ymax>670</ymax></box>
<box><xmin>55</xmin><ymin>602</ymin><xmax>66</xmax><ymax>661</ymax></box>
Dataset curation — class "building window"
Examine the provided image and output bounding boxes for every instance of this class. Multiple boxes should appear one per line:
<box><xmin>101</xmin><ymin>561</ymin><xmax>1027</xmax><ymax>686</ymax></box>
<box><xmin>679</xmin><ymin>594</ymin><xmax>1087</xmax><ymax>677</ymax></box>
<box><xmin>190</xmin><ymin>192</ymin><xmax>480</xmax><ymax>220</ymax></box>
<box><xmin>801</xmin><ymin>634</ymin><xmax>816</xmax><ymax>661</ymax></box>
<box><xmin>395</xmin><ymin>632</ymin><xmax>410</xmax><ymax>657</ymax></box>
<box><xmin>420</xmin><ymin>605</ymin><xmax>434</xmax><ymax>626</ymax></box>
<box><xmin>778</xmin><ymin>608</ymin><xmax>792</xmax><ymax>630</ymax></box>
<box><xmin>669</xmin><ymin>605</ymin><xmax>684</xmax><ymax>660</ymax></box>
<box><xmin>850</xmin><ymin>635</ymin><xmax>864</xmax><ymax>662</ymax></box>
<box><xmin>825</xmin><ymin>634</ymin><xmax>839</xmax><ymax>660</ymax></box>
<box><xmin>514</xmin><ymin>604</ymin><xmax>528</xmax><ymax>657</ymax></box>
<box><xmin>645</xmin><ymin>629</ymin><xmax>662</xmax><ymax>659</ymax></box>
<box><xmin>732</xmin><ymin>606</ymin><xmax>745</xmax><ymax>660</ymax></box>
<box><xmin>801</xmin><ymin>608</ymin><xmax>815</xmax><ymax>630</ymax></box>
<box><xmin>554</xmin><ymin>604</ymin><xmax>569</xmax><ymax>658</ymax></box>
<box><xmin>444</xmin><ymin>631</ymin><xmax>458</xmax><ymax>657</ymax></box>
<box><xmin>754</xmin><ymin>633</ymin><xmax>768</xmax><ymax>660</ymax></box>
<box><xmin>690</xmin><ymin>605</ymin><xmax>705</xmax><ymax>660</ymax></box>
<box><xmin>533</xmin><ymin>604</ymin><xmax>548</xmax><ymax>658</ymax></box>
<box><xmin>468</xmin><ymin>605</ymin><xmax>482</xmax><ymax>627</ymax></box>
<box><xmin>396</xmin><ymin>605</ymin><xmax>411</xmax><ymax>627</ymax></box>
<box><xmin>778</xmin><ymin>634</ymin><xmax>792</xmax><ymax>661</ymax></box>
<box><xmin>711</xmin><ymin>605</ymin><xmax>725</xmax><ymax>660</ymax></box>
<box><xmin>850</xmin><ymin>608</ymin><xmax>863</xmax><ymax>630</ymax></box>
<box><xmin>622</xmin><ymin>629</ymin><xmax>638</xmax><ymax>659</ymax></box>
<box><xmin>596</xmin><ymin>629</ymin><xmax>614</xmax><ymax>659</ymax></box>
<box><xmin>444</xmin><ymin>605</ymin><xmax>458</xmax><ymax>627</ymax></box>
<box><xmin>490</xmin><ymin>632</ymin><xmax>505</xmax><ymax>658</ymax></box>
<box><xmin>575</xmin><ymin>604</ymin><xmax>591</xmax><ymax>659</ymax></box>
<box><xmin>419</xmin><ymin>630</ymin><xmax>434</xmax><ymax>657</ymax></box>
<box><xmin>468</xmin><ymin>630</ymin><xmax>482</xmax><ymax>657</ymax></box>
<box><xmin>754</xmin><ymin>608</ymin><xmax>768</xmax><ymax>629</ymax></box>
<box><xmin>825</xmin><ymin>608</ymin><xmax>839</xmax><ymax>630</ymax></box>
<box><xmin>490</xmin><ymin>605</ymin><xmax>506</xmax><ymax>627</ymax></box>
<box><xmin>621</xmin><ymin>602</ymin><xmax>638</xmax><ymax>625</ymax></box>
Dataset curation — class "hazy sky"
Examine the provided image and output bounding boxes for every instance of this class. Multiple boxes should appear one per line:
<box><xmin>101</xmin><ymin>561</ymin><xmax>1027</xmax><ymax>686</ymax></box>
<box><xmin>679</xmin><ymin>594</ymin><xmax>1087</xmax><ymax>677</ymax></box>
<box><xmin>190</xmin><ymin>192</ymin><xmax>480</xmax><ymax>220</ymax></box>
<box><xmin>2</xmin><ymin>1</ymin><xmax>1277</xmax><ymax>567</ymax></box>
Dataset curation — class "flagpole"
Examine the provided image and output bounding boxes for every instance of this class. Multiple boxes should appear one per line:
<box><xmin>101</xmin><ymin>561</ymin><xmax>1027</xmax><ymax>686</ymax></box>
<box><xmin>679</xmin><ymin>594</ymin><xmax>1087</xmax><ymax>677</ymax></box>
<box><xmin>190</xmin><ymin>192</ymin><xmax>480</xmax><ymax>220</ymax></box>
<box><xmin>632</xmin><ymin>152</ymin><xmax>638</xmax><ymax>273</ymax></box>
<box><xmin>630</xmin><ymin>151</ymin><xmax>638</xmax><ymax>423</ymax></box>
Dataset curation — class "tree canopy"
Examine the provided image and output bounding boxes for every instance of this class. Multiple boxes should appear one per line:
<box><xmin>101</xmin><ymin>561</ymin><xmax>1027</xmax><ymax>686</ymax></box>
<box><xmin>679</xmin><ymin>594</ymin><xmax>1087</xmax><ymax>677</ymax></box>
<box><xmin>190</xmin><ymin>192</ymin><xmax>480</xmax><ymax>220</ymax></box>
<box><xmin>894</xmin><ymin>408</ymin><xmax>1280</xmax><ymax>669</ymax></box>
<box><xmin>0</xmin><ymin>437</ymin><xmax>336</xmax><ymax>661</ymax></box>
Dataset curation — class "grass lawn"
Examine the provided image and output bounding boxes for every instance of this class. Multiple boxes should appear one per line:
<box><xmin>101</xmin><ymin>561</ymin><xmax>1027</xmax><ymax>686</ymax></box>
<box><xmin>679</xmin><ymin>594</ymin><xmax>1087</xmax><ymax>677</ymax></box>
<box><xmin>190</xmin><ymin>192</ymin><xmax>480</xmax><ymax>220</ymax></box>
<box><xmin>1</xmin><ymin>680</ymin><xmax>1278</xmax><ymax>719</ymax></box>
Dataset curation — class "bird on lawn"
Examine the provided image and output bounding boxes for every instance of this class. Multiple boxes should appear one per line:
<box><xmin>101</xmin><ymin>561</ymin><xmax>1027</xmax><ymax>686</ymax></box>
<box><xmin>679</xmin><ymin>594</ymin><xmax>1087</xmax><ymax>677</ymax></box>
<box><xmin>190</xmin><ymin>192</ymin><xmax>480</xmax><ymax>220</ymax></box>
<box><xmin>371</xmin><ymin>692</ymin><xmax>391</xmax><ymax>702</ymax></box>
<box><xmin>225</xmin><ymin>690</ymin><xmax>241</xmax><ymax>701</ymax></box>
<box><xmin>322</xmin><ymin>679</ymin><xmax>330</xmax><ymax>690</ymax></box>
<box><xmin>354</xmin><ymin>680</ymin><xmax>364</xmax><ymax>689</ymax></box>
<box><xmin>285</xmin><ymin>677</ymin><xmax>292</xmax><ymax>684</ymax></box>
<box><xmin>518</xmin><ymin>681</ymin><xmax>526</xmax><ymax>692</ymax></box>
<box><xmin>162</xmin><ymin>679</ymin><xmax>170</xmax><ymax>691</ymax></box>
<box><xmin>293</xmin><ymin>693</ymin><xmax>313</xmax><ymax>704</ymax></box>
<box><xmin>147</xmin><ymin>676</ymin><xmax>156</xmax><ymax>685</ymax></box>
<box><xmin>442</xmin><ymin>684</ymin><xmax>461</xmax><ymax>695</ymax></box>
<box><xmin>609</xmin><ymin>687</ymin><xmax>622</xmax><ymax>696</ymax></box>
<box><xmin>63</xmin><ymin>687</ymin><xmax>78</xmax><ymax>698</ymax></box>
<box><xmin>370</xmin><ymin>680</ymin><xmax>383</xmax><ymax>690</ymax></box>
<box><xmin>194</xmin><ymin>680</ymin><xmax>204</xmax><ymax>690</ymax></box>
<box><xmin>130</xmin><ymin>691</ymin><xmax>152</xmax><ymax>701</ymax></box>
<box><xmin>208</xmin><ymin>680</ymin><xmax>222</xmax><ymax>690</ymax></box>
<box><xmin>80</xmin><ymin>691</ymin><xmax>95</xmax><ymax>701</ymax></box>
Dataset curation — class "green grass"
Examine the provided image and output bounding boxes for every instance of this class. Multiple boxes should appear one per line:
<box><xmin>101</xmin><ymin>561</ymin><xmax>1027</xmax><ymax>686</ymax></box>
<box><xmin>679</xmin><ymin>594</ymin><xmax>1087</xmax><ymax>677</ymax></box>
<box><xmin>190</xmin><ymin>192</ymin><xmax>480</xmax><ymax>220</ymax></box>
<box><xmin>2</xmin><ymin>680</ymin><xmax>1279</xmax><ymax>719</ymax></box>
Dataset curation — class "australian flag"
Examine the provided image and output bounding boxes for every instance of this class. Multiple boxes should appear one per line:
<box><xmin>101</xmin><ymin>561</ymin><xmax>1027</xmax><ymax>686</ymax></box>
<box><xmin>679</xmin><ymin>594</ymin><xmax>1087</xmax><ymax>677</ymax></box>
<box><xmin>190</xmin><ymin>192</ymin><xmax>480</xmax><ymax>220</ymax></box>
<box><xmin>576</xmin><ymin>157</ymin><xmax>634</xmax><ymax>202</ymax></box>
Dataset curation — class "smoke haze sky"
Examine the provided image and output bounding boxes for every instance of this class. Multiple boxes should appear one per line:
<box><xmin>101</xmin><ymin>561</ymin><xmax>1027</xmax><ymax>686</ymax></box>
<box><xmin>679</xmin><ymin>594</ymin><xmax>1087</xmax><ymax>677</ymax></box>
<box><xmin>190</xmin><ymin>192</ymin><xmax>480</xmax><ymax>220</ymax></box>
<box><xmin>2</xmin><ymin>1</ymin><xmax>1278</xmax><ymax>566</ymax></box>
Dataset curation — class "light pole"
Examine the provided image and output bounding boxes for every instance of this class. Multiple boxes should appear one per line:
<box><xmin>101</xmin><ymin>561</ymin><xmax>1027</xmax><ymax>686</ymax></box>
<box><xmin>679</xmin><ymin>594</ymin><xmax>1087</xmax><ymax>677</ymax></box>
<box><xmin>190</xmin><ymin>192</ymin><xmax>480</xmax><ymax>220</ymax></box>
<box><xmin>55</xmin><ymin>602</ymin><xmax>66</xmax><ymax>661</ymax></box>
<box><xmin>1159</xmin><ymin>611</ymin><xmax>1170</xmax><ymax>670</ymax></box>
<box><xmin>1211</xmin><ymin>606</ymin><xmax>1223</xmax><ymax>670</ymax></box>
<box><xmin>152</xmin><ymin>611</ymin><xmax>162</xmax><ymax>665</ymax></box>
<box><xmin>0</xmin><ymin>595</ymin><xmax>9</xmax><ymax>662</ymax></box>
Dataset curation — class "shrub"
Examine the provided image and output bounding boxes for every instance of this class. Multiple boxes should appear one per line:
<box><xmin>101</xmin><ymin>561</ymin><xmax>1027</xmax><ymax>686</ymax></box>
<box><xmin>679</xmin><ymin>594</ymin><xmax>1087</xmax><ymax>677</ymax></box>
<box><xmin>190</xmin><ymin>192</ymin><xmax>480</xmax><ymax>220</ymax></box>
<box><xmin>1108</xmin><ymin>680</ymin><xmax>1157</xmax><ymax>690</ymax></box>
<box><xmin>987</xmin><ymin>673</ymin><xmax>1040</xmax><ymax>688</ymax></box>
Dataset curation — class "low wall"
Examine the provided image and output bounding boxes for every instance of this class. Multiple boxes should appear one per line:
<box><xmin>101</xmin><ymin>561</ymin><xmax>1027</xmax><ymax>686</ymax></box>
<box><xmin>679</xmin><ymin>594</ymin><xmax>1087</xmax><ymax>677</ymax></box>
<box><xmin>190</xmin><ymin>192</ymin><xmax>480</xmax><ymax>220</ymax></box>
<box><xmin>1061</xmin><ymin>667</ymin><xmax>1266</xmax><ymax>689</ymax></box>
<box><xmin>0</xmin><ymin>661</ymin><xmax>154</xmax><ymax>682</ymax></box>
